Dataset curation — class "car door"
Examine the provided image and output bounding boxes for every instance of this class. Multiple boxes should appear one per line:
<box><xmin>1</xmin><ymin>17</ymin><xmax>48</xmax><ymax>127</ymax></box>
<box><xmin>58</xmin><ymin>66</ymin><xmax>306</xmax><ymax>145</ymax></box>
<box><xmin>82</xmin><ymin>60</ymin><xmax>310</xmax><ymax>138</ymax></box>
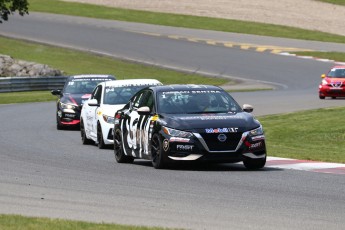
<box><xmin>85</xmin><ymin>85</ymin><xmax>102</xmax><ymax>140</ymax></box>
<box><xmin>122</xmin><ymin>90</ymin><xmax>155</xmax><ymax>158</ymax></box>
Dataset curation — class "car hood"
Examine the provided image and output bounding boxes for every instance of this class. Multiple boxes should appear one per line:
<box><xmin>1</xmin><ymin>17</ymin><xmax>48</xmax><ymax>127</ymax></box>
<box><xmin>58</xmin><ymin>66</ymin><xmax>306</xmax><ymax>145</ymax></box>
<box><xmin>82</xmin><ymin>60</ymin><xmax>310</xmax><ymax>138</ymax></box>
<box><xmin>100</xmin><ymin>104</ymin><xmax>126</xmax><ymax>116</ymax></box>
<box><xmin>160</xmin><ymin>112</ymin><xmax>260</xmax><ymax>132</ymax></box>
<box><xmin>60</xmin><ymin>93</ymin><xmax>92</xmax><ymax>106</ymax></box>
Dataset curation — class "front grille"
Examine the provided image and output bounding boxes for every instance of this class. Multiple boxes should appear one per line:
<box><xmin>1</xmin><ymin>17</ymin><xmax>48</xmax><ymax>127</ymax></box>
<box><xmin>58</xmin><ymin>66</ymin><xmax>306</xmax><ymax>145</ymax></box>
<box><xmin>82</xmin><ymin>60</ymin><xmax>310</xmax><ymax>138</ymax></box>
<box><xmin>199</xmin><ymin>133</ymin><xmax>242</xmax><ymax>151</ymax></box>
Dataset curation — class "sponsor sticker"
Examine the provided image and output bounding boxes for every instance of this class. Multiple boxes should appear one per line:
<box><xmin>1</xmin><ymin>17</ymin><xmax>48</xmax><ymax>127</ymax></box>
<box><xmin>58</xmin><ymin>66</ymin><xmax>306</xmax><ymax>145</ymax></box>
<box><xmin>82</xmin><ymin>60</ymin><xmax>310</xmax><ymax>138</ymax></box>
<box><xmin>205</xmin><ymin>128</ymin><xmax>238</xmax><ymax>133</ymax></box>
<box><xmin>176</xmin><ymin>145</ymin><xmax>194</xmax><ymax>151</ymax></box>
<box><xmin>163</xmin><ymin>139</ymin><xmax>169</xmax><ymax>151</ymax></box>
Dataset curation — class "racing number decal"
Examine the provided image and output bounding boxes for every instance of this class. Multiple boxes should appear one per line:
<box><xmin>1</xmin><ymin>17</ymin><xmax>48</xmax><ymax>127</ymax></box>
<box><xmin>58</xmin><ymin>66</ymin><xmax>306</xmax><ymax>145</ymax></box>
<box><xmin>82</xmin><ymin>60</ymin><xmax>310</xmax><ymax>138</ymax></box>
<box><xmin>122</xmin><ymin>111</ymin><xmax>153</xmax><ymax>158</ymax></box>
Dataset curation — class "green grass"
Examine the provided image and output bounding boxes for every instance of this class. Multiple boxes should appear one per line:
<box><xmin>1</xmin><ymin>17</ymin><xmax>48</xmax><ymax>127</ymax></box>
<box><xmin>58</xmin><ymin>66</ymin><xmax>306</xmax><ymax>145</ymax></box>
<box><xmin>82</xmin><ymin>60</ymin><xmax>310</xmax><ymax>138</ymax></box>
<box><xmin>0</xmin><ymin>91</ymin><xmax>56</xmax><ymax>104</ymax></box>
<box><xmin>0</xmin><ymin>214</ymin><xmax>172</xmax><ymax>230</ymax></box>
<box><xmin>27</xmin><ymin>0</ymin><xmax>345</xmax><ymax>43</ymax></box>
<box><xmin>0</xmin><ymin>36</ymin><xmax>228</xmax><ymax>86</ymax></box>
<box><xmin>259</xmin><ymin>106</ymin><xmax>345</xmax><ymax>163</ymax></box>
<box><xmin>317</xmin><ymin>0</ymin><xmax>345</xmax><ymax>6</ymax></box>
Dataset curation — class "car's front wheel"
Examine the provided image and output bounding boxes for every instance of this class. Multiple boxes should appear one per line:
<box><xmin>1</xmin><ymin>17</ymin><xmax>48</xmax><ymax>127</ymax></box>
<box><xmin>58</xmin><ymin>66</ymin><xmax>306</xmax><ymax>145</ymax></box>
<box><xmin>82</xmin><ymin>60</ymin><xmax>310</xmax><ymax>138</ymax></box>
<box><xmin>114</xmin><ymin>130</ymin><xmax>134</xmax><ymax>163</ymax></box>
<box><xmin>243</xmin><ymin>156</ymin><xmax>266</xmax><ymax>170</ymax></box>
<box><xmin>97</xmin><ymin>123</ymin><xmax>106</xmax><ymax>149</ymax></box>
<box><xmin>319</xmin><ymin>95</ymin><xmax>325</xmax><ymax>99</ymax></box>
<box><xmin>80</xmin><ymin>119</ymin><xmax>92</xmax><ymax>145</ymax></box>
<box><xmin>56</xmin><ymin>114</ymin><xmax>63</xmax><ymax>130</ymax></box>
<box><xmin>151</xmin><ymin>133</ymin><xmax>168</xmax><ymax>169</ymax></box>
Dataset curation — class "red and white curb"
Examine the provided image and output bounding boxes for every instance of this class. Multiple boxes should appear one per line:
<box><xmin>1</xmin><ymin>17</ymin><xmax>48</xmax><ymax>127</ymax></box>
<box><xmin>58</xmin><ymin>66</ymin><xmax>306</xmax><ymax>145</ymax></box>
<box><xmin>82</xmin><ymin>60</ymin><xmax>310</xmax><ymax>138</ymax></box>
<box><xmin>266</xmin><ymin>157</ymin><xmax>345</xmax><ymax>175</ymax></box>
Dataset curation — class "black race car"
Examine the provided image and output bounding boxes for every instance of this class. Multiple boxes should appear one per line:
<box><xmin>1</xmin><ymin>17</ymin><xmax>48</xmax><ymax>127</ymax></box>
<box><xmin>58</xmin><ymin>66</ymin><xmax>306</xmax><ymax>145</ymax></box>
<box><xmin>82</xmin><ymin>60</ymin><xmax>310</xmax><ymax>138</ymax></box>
<box><xmin>51</xmin><ymin>74</ymin><xmax>115</xmax><ymax>130</ymax></box>
<box><xmin>113</xmin><ymin>84</ymin><xmax>266</xmax><ymax>169</ymax></box>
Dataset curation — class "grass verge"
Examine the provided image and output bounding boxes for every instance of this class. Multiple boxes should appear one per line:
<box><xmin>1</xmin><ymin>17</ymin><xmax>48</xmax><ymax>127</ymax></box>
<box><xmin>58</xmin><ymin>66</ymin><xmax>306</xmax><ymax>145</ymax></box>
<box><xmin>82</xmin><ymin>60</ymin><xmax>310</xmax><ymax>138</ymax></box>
<box><xmin>317</xmin><ymin>0</ymin><xmax>345</xmax><ymax>6</ymax></box>
<box><xmin>0</xmin><ymin>36</ymin><xmax>229</xmax><ymax>86</ymax></box>
<box><xmin>259</xmin><ymin>106</ymin><xmax>345</xmax><ymax>163</ymax></box>
<box><xmin>28</xmin><ymin>0</ymin><xmax>345</xmax><ymax>43</ymax></box>
<box><xmin>0</xmin><ymin>214</ymin><xmax>170</xmax><ymax>230</ymax></box>
<box><xmin>0</xmin><ymin>91</ymin><xmax>55</xmax><ymax>104</ymax></box>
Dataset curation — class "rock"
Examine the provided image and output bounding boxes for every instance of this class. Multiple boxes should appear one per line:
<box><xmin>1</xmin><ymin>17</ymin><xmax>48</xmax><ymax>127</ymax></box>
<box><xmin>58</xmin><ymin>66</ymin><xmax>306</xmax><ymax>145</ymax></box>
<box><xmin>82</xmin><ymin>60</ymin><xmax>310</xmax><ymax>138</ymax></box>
<box><xmin>0</xmin><ymin>54</ymin><xmax>63</xmax><ymax>77</ymax></box>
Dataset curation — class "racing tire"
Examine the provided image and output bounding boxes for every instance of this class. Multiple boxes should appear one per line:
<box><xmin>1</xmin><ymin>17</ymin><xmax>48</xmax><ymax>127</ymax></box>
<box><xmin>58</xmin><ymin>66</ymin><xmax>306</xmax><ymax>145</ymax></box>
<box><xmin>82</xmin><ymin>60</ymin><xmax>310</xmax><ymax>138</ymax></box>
<box><xmin>97</xmin><ymin>123</ymin><xmax>106</xmax><ymax>149</ymax></box>
<box><xmin>332</xmin><ymin>96</ymin><xmax>336</xmax><ymax>99</ymax></box>
<box><xmin>56</xmin><ymin>114</ymin><xmax>63</xmax><ymax>130</ymax></box>
<box><xmin>80</xmin><ymin>119</ymin><xmax>92</xmax><ymax>145</ymax></box>
<box><xmin>243</xmin><ymin>156</ymin><xmax>266</xmax><ymax>170</ymax></box>
<box><xmin>319</xmin><ymin>95</ymin><xmax>325</xmax><ymax>99</ymax></box>
<box><xmin>151</xmin><ymin>133</ymin><xmax>169</xmax><ymax>169</ymax></box>
<box><xmin>114</xmin><ymin>130</ymin><xmax>134</xmax><ymax>163</ymax></box>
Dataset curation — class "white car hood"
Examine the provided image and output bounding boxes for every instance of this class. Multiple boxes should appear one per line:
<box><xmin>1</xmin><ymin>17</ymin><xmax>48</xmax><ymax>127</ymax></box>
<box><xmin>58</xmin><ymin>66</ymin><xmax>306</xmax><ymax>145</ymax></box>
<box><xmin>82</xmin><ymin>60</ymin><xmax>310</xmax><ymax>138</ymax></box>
<box><xmin>100</xmin><ymin>104</ymin><xmax>126</xmax><ymax>117</ymax></box>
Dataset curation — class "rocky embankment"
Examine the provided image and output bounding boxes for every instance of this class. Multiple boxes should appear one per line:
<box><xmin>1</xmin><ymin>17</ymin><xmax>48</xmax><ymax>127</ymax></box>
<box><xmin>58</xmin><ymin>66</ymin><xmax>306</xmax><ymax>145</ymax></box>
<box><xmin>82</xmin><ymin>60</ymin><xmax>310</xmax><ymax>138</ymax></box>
<box><xmin>0</xmin><ymin>55</ymin><xmax>62</xmax><ymax>77</ymax></box>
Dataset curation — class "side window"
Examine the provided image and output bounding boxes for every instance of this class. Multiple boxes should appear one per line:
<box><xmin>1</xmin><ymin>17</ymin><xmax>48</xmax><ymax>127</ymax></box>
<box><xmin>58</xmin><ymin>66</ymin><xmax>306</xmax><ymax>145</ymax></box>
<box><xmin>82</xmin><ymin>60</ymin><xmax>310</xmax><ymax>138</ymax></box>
<box><xmin>132</xmin><ymin>92</ymin><xmax>145</xmax><ymax>110</ymax></box>
<box><xmin>91</xmin><ymin>85</ymin><xmax>102</xmax><ymax>102</ymax></box>
<box><xmin>132</xmin><ymin>90</ymin><xmax>154</xmax><ymax>111</ymax></box>
<box><xmin>140</xmin><ymin>91</ymin><xmax>154</xmax><ymax>109</ymax></box>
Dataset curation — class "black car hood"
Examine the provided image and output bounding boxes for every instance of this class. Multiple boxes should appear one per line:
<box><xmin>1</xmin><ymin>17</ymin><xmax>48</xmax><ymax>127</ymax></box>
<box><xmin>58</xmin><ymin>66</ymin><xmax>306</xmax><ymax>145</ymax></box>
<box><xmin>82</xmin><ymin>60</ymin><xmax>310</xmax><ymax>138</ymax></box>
<box><xmin>160</xmin><ymin>112</ymin><xmax>260</xmax><ymax>132</ymax></box>
<box><xmin>60</xmin><ymin>93</ymin><xmax>92</xmax><ymax>106</ymax></box>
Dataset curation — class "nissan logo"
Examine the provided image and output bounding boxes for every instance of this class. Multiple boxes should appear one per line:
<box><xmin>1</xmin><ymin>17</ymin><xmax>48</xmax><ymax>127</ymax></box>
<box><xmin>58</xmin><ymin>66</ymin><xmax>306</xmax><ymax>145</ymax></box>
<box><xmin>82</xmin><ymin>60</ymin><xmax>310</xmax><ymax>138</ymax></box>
<box><xmin>217</xmin><ymin>134</ymin><xmax>227</xmax><ymax>142</ymax></box>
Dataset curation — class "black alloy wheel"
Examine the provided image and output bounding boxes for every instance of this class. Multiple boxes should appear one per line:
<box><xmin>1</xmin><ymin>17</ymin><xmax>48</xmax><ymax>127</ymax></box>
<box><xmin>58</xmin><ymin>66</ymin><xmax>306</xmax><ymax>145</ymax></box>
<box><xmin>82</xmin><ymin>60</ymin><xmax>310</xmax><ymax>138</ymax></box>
<box><xmin>151</xmin><ymin>133</ymin><xmax>168</xmax><ymax>169</ymax></box>
<box><xmin>80</xmin><ymin>119</ymin><xmax>92</xmax><ymax>145</ymax></box>
<box><xmin>114</xmin><ymin>130</ymin><xmax>134</xmax><ymax>163</ymax></box>
<box><xmin>97</xmin><ymin>123</ymin><xmax>106</xmax><ymax>149</ymax></box>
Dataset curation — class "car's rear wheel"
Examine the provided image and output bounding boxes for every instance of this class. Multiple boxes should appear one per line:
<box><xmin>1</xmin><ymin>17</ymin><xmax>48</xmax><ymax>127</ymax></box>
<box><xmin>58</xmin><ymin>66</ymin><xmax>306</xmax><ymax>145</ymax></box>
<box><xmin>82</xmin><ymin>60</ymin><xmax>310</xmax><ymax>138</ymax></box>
<box><xmin>80</xmin><ymin>119</ymin><xmax>92</xmax><ymax>145</ymax></box>
<box><xmin>114</xmin><ymin>130</ymin><xmax>134</xmax><ymax>163</ymax></box>
<box><xmin>151</xmin><ymin>133</ymin><xmax>168</xmax><ymax>169</ymax></box>
<box><xmin>243</xmin><ymin>156</ymin><xmax>266</xmax><ymax>170</ymax></box>
<box><xmin>97</xmin><ymin>123</ymin><xmax>106</xmax><ymax>149</ymax></box>
<box><xmin>332</xmin><ymin>96</ymin><xmax>336</xmax><ymax>99</ymax></box>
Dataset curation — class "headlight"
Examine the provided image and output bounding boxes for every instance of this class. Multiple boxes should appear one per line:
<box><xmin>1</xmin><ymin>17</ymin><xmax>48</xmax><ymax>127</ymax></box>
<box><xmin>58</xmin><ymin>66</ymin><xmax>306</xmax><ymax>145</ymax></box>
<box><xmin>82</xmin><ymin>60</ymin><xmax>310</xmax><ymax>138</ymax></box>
<box><xmin>249</xmin><ymin>126</ymin><xmax>264</xmax><ymax>136</ymax></box>
<box><xmin>103</xmin><ymin>114</ymin><xmax>115</xmax><ymax>124</ymax></box>
<box><xmin>162</xmin><ymin>126</ymin><xmax>193</xmax><ymax>138</ymax></box>
<box><xmin>321</xmin><ymin>79</ymin><xmax>328</xmax><ymax>85</ymax></box>
<box><xmin>60</xmin><ymin>102</ymin><xmax>77</xmax><ymax>110</ymax></box>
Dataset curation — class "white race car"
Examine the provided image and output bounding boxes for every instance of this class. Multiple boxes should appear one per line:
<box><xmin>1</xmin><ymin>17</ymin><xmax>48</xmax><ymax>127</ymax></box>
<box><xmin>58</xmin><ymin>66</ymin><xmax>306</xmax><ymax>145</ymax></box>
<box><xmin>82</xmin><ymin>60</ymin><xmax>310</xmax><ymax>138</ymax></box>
<box><xmin>80</xmin><ymin>79</ymin><xmax>162</xmax><ymax>148</ymax></box>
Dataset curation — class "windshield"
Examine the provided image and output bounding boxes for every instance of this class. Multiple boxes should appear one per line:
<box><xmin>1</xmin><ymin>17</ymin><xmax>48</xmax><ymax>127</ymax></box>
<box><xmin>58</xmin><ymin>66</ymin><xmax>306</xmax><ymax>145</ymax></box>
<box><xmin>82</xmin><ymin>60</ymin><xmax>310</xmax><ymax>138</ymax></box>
<box><xmin>157</xmin><ymin>90</ymin><xmax>242</xmax><ymax>114</ymax></box>
<box><xmin>328</xmin><ymin>68</ymin><xmax>345</xmax><ymax>78</ymax></box>
<box><xmin>104</xmin><ymin>85</ymin><xmax>151</xmax><ymax>105</ymax></box>
<box><xmin>64</xmin><ymin>78</ymin><xmax>110</xmax><ymax>94</ymax></box>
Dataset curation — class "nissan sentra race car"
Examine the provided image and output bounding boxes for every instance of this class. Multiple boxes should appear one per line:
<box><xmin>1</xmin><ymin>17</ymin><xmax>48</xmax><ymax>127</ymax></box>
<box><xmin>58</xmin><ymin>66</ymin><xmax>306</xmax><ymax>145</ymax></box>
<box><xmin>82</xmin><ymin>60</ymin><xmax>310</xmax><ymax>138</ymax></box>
<box><xmin>80</xmin><ymin>79</ymin><xmax>162</xmax><ymax>148</ymax></box>
<box><xmin>51</xmin><ymin>74</ymin><xmax>115</xmax><ymax>129</ymax></box>
<box><xmin>113</xmin><ymin>84</ymin><xmax>267</xmax><ymax>169</ymax></box>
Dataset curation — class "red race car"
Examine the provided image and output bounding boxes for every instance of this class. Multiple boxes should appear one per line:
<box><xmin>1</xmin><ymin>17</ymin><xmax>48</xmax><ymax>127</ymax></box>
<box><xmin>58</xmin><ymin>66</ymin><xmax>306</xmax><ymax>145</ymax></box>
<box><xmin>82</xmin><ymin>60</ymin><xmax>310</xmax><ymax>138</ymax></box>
<box><xmin>319</xmin><ymin>65</ymin><xmax>345</xmax><ymax>99</ymax></box>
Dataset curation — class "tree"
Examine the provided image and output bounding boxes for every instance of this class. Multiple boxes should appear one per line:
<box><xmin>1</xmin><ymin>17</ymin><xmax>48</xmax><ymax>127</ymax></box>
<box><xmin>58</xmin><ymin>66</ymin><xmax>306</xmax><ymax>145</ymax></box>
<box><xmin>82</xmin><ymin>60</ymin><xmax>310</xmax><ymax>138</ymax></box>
<box><xmin>0</xmin><ymin>0</ymin><xmax>28</xmax><ymax>23</ymax></box>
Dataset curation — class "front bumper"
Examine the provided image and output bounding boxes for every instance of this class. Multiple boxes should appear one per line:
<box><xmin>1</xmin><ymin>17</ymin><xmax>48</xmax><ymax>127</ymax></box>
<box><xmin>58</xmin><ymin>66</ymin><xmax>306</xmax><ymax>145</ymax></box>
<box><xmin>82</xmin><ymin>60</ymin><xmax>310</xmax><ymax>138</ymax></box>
<box><xmin>161</xmin><ymin>132</ymin><xmax>266</xmax><ymax>163</ymax></box>
<box><xmin>319</xmin><ymin>86</ymin><xmax>345</xmax><ymax>97</ymax></box>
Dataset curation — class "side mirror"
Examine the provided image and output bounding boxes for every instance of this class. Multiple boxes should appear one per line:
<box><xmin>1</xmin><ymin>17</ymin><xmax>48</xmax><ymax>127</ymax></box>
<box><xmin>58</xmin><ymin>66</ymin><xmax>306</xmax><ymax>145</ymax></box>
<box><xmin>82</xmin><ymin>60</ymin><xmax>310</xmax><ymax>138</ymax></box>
<box><xmin>51</xmin><ymin>89</ymin><xmax>62</xmax><ymax>96</ymax></box>
<box><xmin>137</xmin><ymin>106</ymin><xmax>151</xmax><ymax>115</ymax></box>
<box><xmin>321</xmin><ymin>74</ymin><xmax>326</xmax><ymax>79</ymax></box>
<box><xmin>88</xmin><ymin>99</ymin><xmax>99</xmax><ymax>107</ymax></box>
<box><xmin>243</xmin><ymin>104</ymin><xmax>254</xmax><ymax>113</ymax></box>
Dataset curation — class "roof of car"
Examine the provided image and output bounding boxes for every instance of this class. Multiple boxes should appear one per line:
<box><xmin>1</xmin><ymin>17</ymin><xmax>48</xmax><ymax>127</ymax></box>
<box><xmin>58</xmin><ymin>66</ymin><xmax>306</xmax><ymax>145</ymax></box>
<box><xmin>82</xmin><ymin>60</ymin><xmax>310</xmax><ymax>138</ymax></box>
<box><xmin>149</xmin><ymin>84</ymin><xmax>223</xmax><ymax>92</ymax></box>
<box><xmin>68</xmin><ymin>74</ymin><xmax>115</xmax><ymax>79</ymax></box>
<box><xmin>103</xmin><ymin>79</ymin><xmax>162</xmax><ymax>87</ymax></box>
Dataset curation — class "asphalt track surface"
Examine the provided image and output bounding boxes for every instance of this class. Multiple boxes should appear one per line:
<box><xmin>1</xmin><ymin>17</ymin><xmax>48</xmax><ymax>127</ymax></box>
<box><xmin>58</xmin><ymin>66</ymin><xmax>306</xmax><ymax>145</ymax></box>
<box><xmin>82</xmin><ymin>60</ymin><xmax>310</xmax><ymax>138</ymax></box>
<box><xmin>1</xmin><ymin>13</ymin><xmax>345</xmax><ymax>229</ymax></box>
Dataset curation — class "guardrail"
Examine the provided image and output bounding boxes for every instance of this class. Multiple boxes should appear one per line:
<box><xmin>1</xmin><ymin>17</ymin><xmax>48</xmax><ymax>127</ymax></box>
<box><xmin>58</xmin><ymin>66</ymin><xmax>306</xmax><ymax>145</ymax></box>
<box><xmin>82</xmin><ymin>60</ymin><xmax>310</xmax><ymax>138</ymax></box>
<box><xmin>0</xmin><ymin>76</ymin><xmax>68</xmax><ymax>93</ymax></box>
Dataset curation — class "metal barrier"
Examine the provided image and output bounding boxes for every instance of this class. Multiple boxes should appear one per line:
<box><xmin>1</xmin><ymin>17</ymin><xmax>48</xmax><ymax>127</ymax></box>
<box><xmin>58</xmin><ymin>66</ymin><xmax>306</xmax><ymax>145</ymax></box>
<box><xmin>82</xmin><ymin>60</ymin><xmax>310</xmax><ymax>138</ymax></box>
<box><xmin>0</xmin><ymin>76</ymin><xmax>68</xmax><ymax>93</ymax></box>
